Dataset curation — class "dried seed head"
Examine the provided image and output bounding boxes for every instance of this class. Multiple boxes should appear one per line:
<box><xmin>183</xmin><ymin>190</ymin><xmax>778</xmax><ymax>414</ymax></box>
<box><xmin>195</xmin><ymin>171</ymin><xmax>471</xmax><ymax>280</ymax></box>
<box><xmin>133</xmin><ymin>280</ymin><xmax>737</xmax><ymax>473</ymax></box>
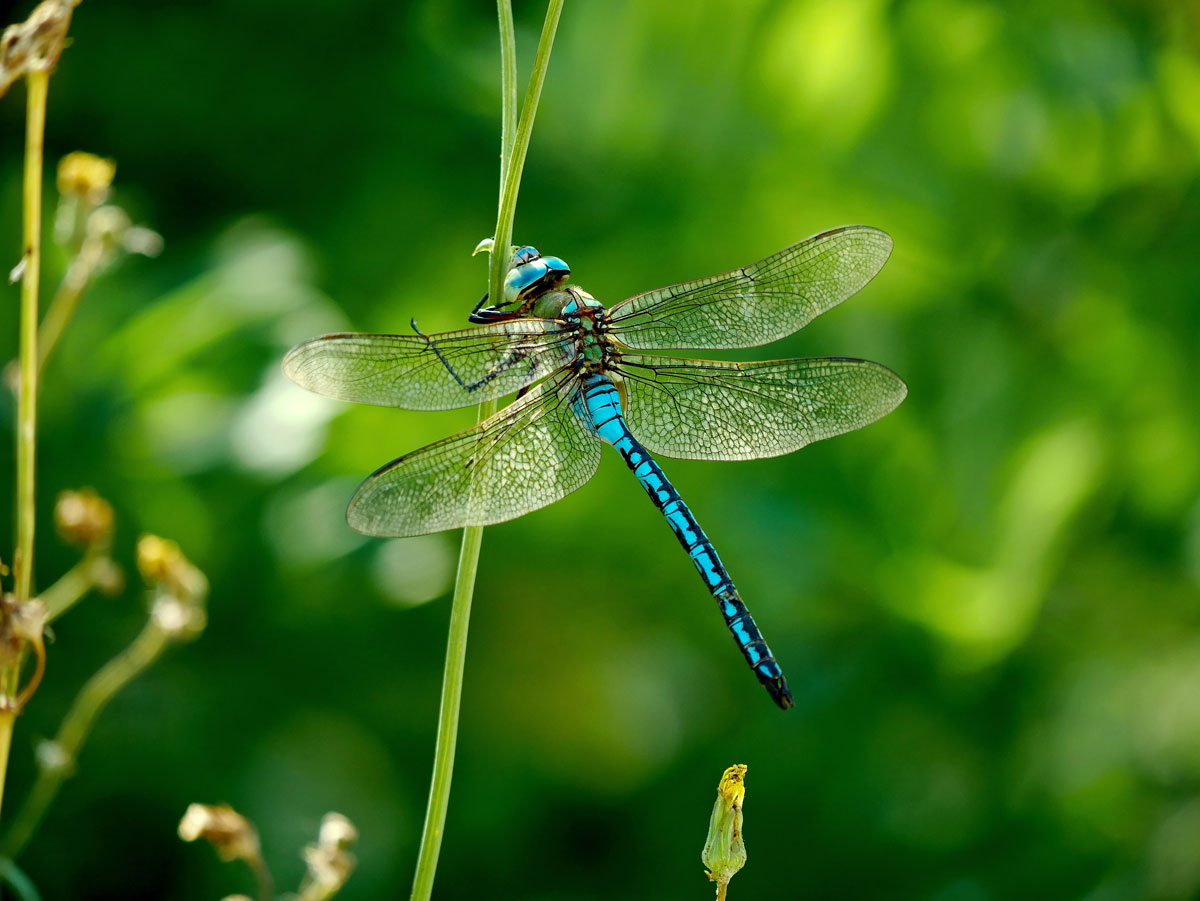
<box><xmin>137</xmin><ymin>534</ymin><xmax>207</xmax><ymax>603</ymax></box>
<box><xmin>318</xmin><ymin>812</ymin><xmax>358</xmax><ymax>851</ymax></box>
<box><xmin>0</xmin><ymin>0</ymin><xmax>80</xmax><ymax>96</ymax></box>
<box><xmin>151</xmin><ymin>594</ymin><xmax>207</xmax><ymax>642</ymax></box>
<box><xmin>178</xmin><ymin>803</ymin><xmax>262</xmax><ymax>864</ymax></box>
<box><xmin>57</xmin><ymin>152</ymin><xmax>116</xmax><ymax>206</ymax></box>
<box><xmin>0</xmin><ymin>594</ymin><xmax>45</xmax><ymax>663</ymax></box>
<box><xmin>702</xmin><ymin>764</ymin><xmax>748</xmax><ymax>891</ymax></box>
<box><xmin>300</xmin><ymin>812</ymin><xmax>358</xmax><ymax>897</ymax></box>
<box><xmin>0</xmin><ymin>594</ymin><xmax>47</xmax><ymax>710</ymax></box>
<box><xmin>138</xmin><ymin>535</ymin><xmax>208</xmax><ymax>642</ymax></box>
<box><xmin>54</xmin><ymin>488</ymin><xmax>115</xmax><ymax>547</ymax></box>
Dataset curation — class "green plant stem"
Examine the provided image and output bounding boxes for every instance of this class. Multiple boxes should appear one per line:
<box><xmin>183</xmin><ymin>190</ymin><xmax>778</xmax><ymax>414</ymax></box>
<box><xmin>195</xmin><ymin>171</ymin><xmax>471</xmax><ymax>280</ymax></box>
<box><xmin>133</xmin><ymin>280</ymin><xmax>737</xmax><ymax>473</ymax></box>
<box><xmin>41</xmin><ymin>549</ymin><xmax>114</xmax><ymax>623</ymax></box>
<box><xmin>408</xmin><ymin>509</ymin><xmax>491</xmax><ymax>901</ymax></box>
<box><xmin>248</xmin><ymin>853</ymin><xmax>274</xmax><ymax>901</ymax></box>
<box><xmin>497</xmin><ymin>0</ymin><xmax>518</xmax><ymax>199</ymax></box>
<box><xmin>0</xmin><ymin>616</ymin><xmax>170</xmax><ymax>858</ymax></box>
<box><xmin>489</xmin><ymin>0</ymin><xmax>565</xmax><ymax>310</ymax></box>
<box><xmin>409</xmin><ymin>4</ymin><xmax>564</xmax><ymax>899</ymax></box>
<box><xmin>0</xmin><ymin>857</ymin><xmax>42</xmax><ymax>901</ymax></box>
<box><xmin>1</xmin><ymin>67</ymin><xmax>50</xmax><ymax>828</ymax></box>
<box><xmin>0</xmin><ymin>721</ymin><xmax>12</xmax><ymax>828</ymax></box>
<box><xmin>36</xmin><ymin>239</ymin><xmax>103</xmax><ymax>374</ymax></box>
<box><xmin>14</xmin><ymin>70</ymin><xmax>47</xmax><ymax>605</ymax></box>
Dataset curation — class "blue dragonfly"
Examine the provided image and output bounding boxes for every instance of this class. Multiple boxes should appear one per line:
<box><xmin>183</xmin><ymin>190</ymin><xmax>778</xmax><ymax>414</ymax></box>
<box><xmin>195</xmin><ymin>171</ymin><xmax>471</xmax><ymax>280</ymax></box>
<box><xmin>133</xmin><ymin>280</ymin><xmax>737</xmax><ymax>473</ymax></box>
<box><xmin>283</xmin><ymin>226</ymin><xmax>906</xmax><ymax>709</ymax></box>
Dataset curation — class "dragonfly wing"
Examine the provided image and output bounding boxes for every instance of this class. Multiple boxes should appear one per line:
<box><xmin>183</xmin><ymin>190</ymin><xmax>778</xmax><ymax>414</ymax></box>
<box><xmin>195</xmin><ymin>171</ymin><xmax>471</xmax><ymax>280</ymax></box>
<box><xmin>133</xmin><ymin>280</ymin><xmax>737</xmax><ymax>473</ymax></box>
<box><xmin>606</xmin><ymin>226</ymin><xmax>893</xmax><ymax>350</ymax></box>
<box><xmin>347</xmin><ymin>372</ymin><xmax>601</xmax><ymax>536</ymax></box>
<box><xmin>283</xmin><ymin>318</ymin><xmax>574</xmax><ymax>411</ymax></box>
<box><xmin>616</xmin><ymin>354</ymin><xmax>906</xmax><ymax>461</ymax></box>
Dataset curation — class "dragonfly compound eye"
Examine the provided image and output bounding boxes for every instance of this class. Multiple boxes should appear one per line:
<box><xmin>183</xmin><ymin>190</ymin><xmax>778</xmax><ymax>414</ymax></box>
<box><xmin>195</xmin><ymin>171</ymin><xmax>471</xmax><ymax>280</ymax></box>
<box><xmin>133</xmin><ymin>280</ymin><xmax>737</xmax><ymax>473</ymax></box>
<box><xmin>503</xmin><ymin>258</ymin><xmax>551</xmax><ymax>305</ymax></box>
<box><xmin>541</xmin><ymin>255</ymin><xmax>571</xmax><ymax>279</ymax></box>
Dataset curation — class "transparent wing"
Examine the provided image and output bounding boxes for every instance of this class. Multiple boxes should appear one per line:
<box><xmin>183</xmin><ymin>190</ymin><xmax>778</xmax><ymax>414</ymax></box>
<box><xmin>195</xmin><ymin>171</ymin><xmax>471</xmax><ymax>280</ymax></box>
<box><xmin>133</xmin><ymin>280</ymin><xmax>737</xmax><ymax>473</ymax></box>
<box><xmin>616</xmin><ymin>354</ymin><xmax>906</xmax><ymax>461</ymax></box>
<box><xmin>347</xmin><ymin>372</ymin><xmax>601</xmax><ymax>537</ymax></box>
<box><xmin>606</xmin><ymin>226</ymin><xmax>893</xmax><ymax>351</ymax></box>
<box><xmin>283</xmin><ymin>318</ymin><xmax>574</xmax><ymax>411</ymax></box>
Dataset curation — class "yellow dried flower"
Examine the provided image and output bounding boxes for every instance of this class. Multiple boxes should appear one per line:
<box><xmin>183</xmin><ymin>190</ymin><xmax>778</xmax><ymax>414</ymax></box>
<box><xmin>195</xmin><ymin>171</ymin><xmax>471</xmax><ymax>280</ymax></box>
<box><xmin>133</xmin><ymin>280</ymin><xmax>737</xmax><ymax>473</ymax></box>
<box><xmin>57</xmin><ymin>152</ymin><xmax>116</xmax><ymax>206</ymax></box>
<box><xmin>178</xmin><ymin>803</ymin><xmax>261</xmax><ymax>864</ymax></box>
<box><xmin>0</xmin><ymin>0</ymin><xmax>79</xmax><ymax>97</ymax></box>
<box><xmin>702</xmin><ymin>764</ymin><xmax>748</xmax><ymax>899</ymax></box>
<box><xmin>137</xmin><ymin>534</ymin><xmax>207</xmax><ymax>603</ymax></box>
<box><xmin>318</xmin><ymin>812</ymin><xmax>358</xmax><ymax>850</ymax></box>
<box><xmin>300</xmin><ymin>812</ymin><xmax>358</xmax><ymax>898</ymax></box>
<box><xmin>54</xmin><ymin>488</ymin><xmax>115</xmax><ymax>547</ymax></box>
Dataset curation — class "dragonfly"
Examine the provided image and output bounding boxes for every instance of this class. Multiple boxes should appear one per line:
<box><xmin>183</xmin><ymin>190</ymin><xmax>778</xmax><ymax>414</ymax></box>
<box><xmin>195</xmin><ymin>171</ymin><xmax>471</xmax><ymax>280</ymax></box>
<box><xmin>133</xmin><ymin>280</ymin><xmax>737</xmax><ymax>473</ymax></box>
<box><xmin>283</xmin><ymin>225</ymin><xmax>906</xmax><ymax>709</ymax></box>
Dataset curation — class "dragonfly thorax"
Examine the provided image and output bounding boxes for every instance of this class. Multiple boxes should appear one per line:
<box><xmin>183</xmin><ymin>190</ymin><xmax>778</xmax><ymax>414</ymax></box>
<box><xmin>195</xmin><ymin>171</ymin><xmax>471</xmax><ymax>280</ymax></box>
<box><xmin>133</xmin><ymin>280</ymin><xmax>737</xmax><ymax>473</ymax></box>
<box><xmin>560</xmin><ymin>288</ymin><xmax>621</xmax><ymax>372</ymax></box>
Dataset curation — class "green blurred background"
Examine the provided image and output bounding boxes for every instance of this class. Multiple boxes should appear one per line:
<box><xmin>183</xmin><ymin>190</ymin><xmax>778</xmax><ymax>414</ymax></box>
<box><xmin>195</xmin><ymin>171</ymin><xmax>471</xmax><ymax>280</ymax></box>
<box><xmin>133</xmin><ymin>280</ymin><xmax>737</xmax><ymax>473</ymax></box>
<box><xmin>1</xmin><ymin>0</ymin><xmax>1199</xmax><ymax>898</ymax></box>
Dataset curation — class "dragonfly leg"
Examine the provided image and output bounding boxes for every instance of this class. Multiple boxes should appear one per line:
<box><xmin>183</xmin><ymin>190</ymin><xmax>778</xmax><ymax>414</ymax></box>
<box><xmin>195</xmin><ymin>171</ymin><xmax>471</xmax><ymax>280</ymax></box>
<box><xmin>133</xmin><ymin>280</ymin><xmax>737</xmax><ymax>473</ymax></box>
<box><xmin>468</xmin><ymin>292</ymin><xmax>520</xmax><ymax>324</ymax></box>
<box><xmin>410</xmin><ymin>319</ymin><xmax>536</xmax><ymax>394</ymax></box>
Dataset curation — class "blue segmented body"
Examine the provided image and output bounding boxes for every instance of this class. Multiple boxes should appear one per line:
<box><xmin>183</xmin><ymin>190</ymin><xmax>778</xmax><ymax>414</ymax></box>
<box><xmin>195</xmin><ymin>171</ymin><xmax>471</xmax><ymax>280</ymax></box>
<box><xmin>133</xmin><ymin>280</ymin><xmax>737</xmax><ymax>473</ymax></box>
<box><xmin>572</xmin><ymin>370</ymin><xmax>793</xmax><ymax>709</ymax></box>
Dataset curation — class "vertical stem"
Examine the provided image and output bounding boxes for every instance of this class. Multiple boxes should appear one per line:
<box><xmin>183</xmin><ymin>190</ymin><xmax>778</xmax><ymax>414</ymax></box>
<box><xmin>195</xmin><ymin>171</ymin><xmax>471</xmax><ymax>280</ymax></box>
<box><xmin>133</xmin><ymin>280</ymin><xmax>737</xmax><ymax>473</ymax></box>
<box><xmin>409</xmin><ymin>3</ymin><xmax>564</xmax><ymax>899</ymax></box>
<box><xmin>15</xmin><ymin>70</ymin><xmax>47</xmax><ymax>603</ymax></box>
<box><xmin>248</xmin><ymin>854</ymin><xmax>274</xmax><ymax>901</ymax></box>
<box><xmin>0</xmin><ymin>717</ymin><xmax>12</xmax><ymax>824</ymax></box>
<box><xmin>1</xmin><ymin>68</ymin><xmax>50</xmax><ymax>826</ymax></box>
<box><xmin>1</xmin><ymin>619</ymin><xmax>170</xmax><ymax>858</ymax></box>
<box><xmin>497</xmin><ymin>0</ymin><xmax>518</xmax><ymax>200</ymax></box>
<box><xmin>407</xmin><ymin>521</ymin><xmax>488</xmax><ymax>901</ymax></box>
<box><xmin>489</xmin><ymin>0</ymin><xmax>565</xmax><ymax>312</ymax></box>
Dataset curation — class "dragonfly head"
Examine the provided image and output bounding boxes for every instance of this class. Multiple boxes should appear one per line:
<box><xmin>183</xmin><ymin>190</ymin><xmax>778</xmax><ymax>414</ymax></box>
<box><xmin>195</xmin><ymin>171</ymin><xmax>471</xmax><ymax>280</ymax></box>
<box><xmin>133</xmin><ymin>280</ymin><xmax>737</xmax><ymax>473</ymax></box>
<box><xmin>502</xmin><ymin>246</ymin><xmax>571</xmax><ymax>307</ymax></box>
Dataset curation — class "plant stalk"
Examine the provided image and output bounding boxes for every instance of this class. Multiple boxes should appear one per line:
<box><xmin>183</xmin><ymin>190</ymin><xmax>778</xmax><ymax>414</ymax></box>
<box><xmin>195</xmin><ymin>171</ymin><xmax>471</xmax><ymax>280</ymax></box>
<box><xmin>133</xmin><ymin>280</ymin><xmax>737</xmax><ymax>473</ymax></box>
<box><xmin>497</xmin><ymin>0</ymin><xmax>518</xmax><ymax>201</ymax></box>
<box><xmin>36</xmin><ymin>241</ymin><xmax>102</xmax><ymax>374</ymax></box>
<box><xmin>489</xmin><ymin>0</ymin><xmax>564</xmax><ymax>311</ymax></box>
<box><xmin>0</xmin><ymin>616</ymin><xmax>170</xmax><ymax>858</ymax></box>
<box><xmin>14</xmin><ymin>70</ymin><xmax>47</xmax><ymax>604</ymax></box>
<box><xmin>1</xmin><ymin>68</ymin><xmax>50</xmax><ymax>826</ymax></box>
<box><xmin>409</xmin><ymin>3</ymin><xmax>564</xmax><ymax>899</ymax></box>
<box><xmin>407</xmin><ymin>514</ymin><xmax>489</xmax><ymax>901</ymax></box>
<box><xmin>41</xmin><ymin>550</ymin><xmax>113</xmax><ymax>623</ymax></box>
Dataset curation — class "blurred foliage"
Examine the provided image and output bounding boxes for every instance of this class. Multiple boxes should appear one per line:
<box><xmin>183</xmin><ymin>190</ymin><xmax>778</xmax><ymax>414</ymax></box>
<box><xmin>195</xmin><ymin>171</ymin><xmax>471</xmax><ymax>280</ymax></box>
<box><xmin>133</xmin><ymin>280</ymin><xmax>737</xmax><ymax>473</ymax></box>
<box><xmin>0</xmin><ymin>0</ymin><xmax>1198</xmax><ymax>898</ymax></box>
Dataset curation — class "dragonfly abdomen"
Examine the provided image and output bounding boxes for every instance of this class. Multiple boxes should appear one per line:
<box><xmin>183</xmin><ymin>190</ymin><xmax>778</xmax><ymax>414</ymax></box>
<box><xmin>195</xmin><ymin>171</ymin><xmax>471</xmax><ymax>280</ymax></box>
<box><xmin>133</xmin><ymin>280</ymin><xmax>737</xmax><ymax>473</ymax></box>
<box><xmin>575</xmin><ymin>374</ymin><xmax>795</xmax><ymax>710</ymax></box>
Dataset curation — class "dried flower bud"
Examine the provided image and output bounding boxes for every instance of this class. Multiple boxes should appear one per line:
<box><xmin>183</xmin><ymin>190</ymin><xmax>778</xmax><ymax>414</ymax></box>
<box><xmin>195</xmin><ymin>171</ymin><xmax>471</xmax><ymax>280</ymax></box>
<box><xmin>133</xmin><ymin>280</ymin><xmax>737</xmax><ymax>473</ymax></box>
<box><xmin>0</xmin><ymin>0</ymin><xmax>79</xmax><ymax>96</ymax></box>
<box><xmin>137</xmin><ymin>535</ymin><xmax>208</xmax><ymax>603</ymax></box>
<box><xmin>702</xmin><ymin>764</ymin><xmax>748</xmax><ymax>895</ymax></box>
<box><xmin>0</xmin><ymin>594</ymin><xmax>44</xmax><ymax>665</ymax></box>
<box><xmin>151</xmin><ymin>594</ymin><xmax>207</xmax><ymax>642</ymax></box>
<box><xmin>54</xmin><ymin>488</ymin><xmax>115</xmax><ymax>547</ymax></box>
<box><xmin>122</xmin><ymin>225</ymin><xmax>164</xmax><ymax>258</ymax></box>
<box><xmin>0</xmin><ymin>595</ymin><xmax>47</xmax><ymax>710</ymax></box>
<box><xmin>178</xmin><ymin>803</ymin><xmax>262</xmax><ymax>865</ymax></box>
<box><xmin>57</xmin><ymin>152</ymin><xmax>116</xmax><ymax>206</ymax></box>
<box><xmin>300</xmin><ymin>812</ymin><xmax>358</xmax><ymax>898</ymax></box>
<box><xmin>8</xmin><ymin>596</ymin><xmax>47</xmax><ymax>646</ymax></box>
<box><xmin>318</xmin><ymin>812</ymin><xmax>358</xmax><ymax>850</ymax></box>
